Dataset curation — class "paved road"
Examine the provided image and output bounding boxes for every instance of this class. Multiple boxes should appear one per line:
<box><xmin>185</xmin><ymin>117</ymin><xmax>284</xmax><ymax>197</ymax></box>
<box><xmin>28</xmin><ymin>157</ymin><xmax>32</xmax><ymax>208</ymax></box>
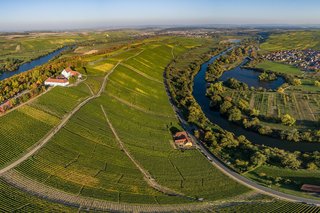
<box><xmin>163</xmin><ymin>54</ymin><xmax>320</xmax><ymax>206</ymax></box>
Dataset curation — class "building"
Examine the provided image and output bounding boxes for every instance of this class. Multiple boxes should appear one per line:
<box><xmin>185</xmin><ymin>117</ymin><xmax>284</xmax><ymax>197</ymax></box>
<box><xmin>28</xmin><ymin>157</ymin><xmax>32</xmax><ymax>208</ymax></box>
<box><xmin>301</xmin><ymin>184</ymin><xmax>320</xmax><ymax>193</ymax></box>
<box><xmin>62</xmin><ymin>67</ymin><xmax>82</xmax><ymax>79</ymax></box>
<box><xmin>173</xmin><ymin>131</ymin><xmax>193</xmax><ymax>148</ymax></box>
<box><xmin>44</xmin><ymin>77</ymin><xmax>69</xmax><ymax>87</ymax></box>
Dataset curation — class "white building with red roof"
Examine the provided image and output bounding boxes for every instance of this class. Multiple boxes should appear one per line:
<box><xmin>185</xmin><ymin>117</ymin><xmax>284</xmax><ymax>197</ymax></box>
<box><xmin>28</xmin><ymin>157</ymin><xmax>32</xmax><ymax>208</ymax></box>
<box><xmin>61</xmin><ymin>67</ymin><xmax>82</xmax><ymax>79</ymax></box>
<box><xmin>44</xmin><ymin>77</ymin><xmax>69</xmax><ymax>87</ymax></box>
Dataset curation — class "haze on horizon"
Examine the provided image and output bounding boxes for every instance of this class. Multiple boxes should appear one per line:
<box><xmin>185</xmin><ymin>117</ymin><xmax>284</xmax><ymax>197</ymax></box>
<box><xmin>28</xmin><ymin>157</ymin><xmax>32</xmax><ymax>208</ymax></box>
<box><xmin>0</xmin><ymin>0</ymin><xmax>320</xmax><ymax>32</ymax></box>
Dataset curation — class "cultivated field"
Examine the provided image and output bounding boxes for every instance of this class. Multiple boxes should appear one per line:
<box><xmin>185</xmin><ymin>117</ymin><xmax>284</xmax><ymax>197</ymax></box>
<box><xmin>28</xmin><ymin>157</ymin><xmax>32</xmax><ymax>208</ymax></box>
<box><xmin>260</xmin><ymin>31</ymin><xmax>320</xmax><ymax>51</ymax></box>
<box><xmin>0</xmin><ymin>83</ymin><xmax>90</xmax><ymax>168</ymax></box>
<box><xmin>246</xmin><ymin>165</ymin><xmax>320</xmax><ymax>200</ymax></box>
<box><xmin>11</xmin><ymin>37</ymin><xmax>250</xmax><ymax>205</ymax></box>
<box><xmin>0</xmin><ymin>179</ymin><xmax>75</xmax><ymax>212</ymax></box>
<box><xmin>228</xmin><ymin>90</ymin><xmax>320</xmax><ymax>129</ymax></box>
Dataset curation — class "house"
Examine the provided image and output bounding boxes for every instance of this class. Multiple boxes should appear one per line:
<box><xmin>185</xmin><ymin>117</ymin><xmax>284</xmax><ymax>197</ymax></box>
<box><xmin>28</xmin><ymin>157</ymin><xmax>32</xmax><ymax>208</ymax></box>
<box><xmin>44</xmin><ymin>77</ymin><xmax>69</xmax><ymax>87</ymax></box>
<box><xmin>62</xmin><ymin>67</ymin><xmax>82</xmax><ymax>79</ymax></box>
<box><xmin>301</xmin><ymin>184</ymin><xmax>320</xmax><ymax>193</ymax></box>
<box><xmin>173</xmin><ymin>131</ymin><xmax>193</xmax><ymax>148</ymax></box>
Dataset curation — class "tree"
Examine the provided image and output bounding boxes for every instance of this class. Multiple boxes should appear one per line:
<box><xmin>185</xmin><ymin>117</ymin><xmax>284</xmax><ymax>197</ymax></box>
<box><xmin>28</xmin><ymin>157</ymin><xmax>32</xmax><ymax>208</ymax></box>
<box><xmin>220</xmin><ymin>100</ymin><xmax>233</xmax><ymax>114</ymax></box>
<box><xmin>258</xmin><ymin>126</ymin><xmax>272</xmax><ymax>135</ymax></box>
<box><xmin>292</xmin><ymin>78</ymin><xmax>302</xmax><ymax>86</ymax></box>
<box><xmin>251</xmin><ymin>152</ymin><xmax>267</xmax><ymax>166</ymax></box>
<box><xmin>68</xmin><ymin>76</ymin><xmax>77</xmax><ymax>84</ymax></box>
<box><xmin>250</xmin><ymin>108</ymin><xmax>260</xmax><ymax>117</ymax></box>
<box><xmin>228</xmin><ymin>107</ymin><xmax>242</xmax><ymax>121</ymax></box>
<box><xmin>315</xmin><ymin>80</ymin><xmax>320</xmax><ymax>87</ymax></box>
<box><xmin>281</xmin><ymin>114</ymin><xmax>296</xmax><ymax>126</ymax></box>
<box><xmin>307</xmin><ymin>162</ymin><xmax>318</xmax><ymax>170</ymax></box>
<box><xmin>281</xmin><ymin>153</ymin><xmax>301</xmax><ymax>169</ymax></box>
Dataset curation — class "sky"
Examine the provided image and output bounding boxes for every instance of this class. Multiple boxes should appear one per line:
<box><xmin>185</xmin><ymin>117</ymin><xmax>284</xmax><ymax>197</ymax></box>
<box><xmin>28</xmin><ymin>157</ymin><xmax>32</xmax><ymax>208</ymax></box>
<box><xmin>0</xmin><ymin>0</ymin><xmax>319</xmax><ymax>31</ymax></box>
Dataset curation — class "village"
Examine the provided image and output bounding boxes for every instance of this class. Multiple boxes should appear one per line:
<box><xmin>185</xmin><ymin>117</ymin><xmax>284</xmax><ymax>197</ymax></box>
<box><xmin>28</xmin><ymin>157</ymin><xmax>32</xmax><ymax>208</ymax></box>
<box><xmin>263</xmin><ymin>49</ymin><xmax>320</xmax><ymax>71</ymax></box>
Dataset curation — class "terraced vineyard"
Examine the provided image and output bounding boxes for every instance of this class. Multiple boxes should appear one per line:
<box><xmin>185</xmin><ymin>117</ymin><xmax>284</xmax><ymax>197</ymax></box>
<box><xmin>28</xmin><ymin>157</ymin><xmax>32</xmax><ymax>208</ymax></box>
<box><xmin>1</xmin><ymin>37</ymin><xmax>250</xmax><ymax>207</ymax></box>
<box><xmin>0</xmin><ymin>83</ymin><xmax>90</xmax><ymax>167</ymax></box>
<box><xmin>218</xmin><ymin>200</ymin><xmax>320</xmax><ymax>212</ymax></box>
<box><xmin>0</xmin><ymin>179</ymin><xmax>75</xmax><ymax>212</ymax></box>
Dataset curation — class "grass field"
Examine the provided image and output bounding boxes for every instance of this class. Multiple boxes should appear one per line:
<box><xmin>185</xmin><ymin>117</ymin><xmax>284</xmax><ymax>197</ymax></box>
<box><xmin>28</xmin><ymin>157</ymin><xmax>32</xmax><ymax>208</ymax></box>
<box><xmin>260</xmin><ymin>31</ymin><xmax>320</xmax><ymax>51</ymax></box>
<box><xmin>256</xmin><ymin>61</ymin><xmax>302</xmax><ymax>75</ymax></box>
<box><xmin>12</xmin><ymin>37</ymin><xmax>250</xmax><ymax>204</ymax></box>
<box><xmin>245</xmin><ymin>165</ymin><xmax>320</xmax><ymax>200</ymax></box>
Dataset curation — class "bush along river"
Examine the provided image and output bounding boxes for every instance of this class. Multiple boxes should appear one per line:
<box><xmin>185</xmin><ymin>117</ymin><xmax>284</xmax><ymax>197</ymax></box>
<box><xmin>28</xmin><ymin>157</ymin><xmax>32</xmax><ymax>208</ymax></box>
<box><xmin>0</xmin><ymin>46</ymin><xmax>70</xmax><ymax>81</ymax></box>
<box><xmin>193</xmin><ymin>53</ymin><xmax>320</xmax><ymax>152</ymax></box>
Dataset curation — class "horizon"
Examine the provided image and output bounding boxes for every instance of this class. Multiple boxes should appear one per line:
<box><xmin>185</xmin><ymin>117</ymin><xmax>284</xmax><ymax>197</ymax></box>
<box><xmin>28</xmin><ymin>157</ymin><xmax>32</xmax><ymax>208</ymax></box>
<box><xmin>1</xmin><ymin>0</ymin><xmax>320</xmax><ymax>32</ymax></box>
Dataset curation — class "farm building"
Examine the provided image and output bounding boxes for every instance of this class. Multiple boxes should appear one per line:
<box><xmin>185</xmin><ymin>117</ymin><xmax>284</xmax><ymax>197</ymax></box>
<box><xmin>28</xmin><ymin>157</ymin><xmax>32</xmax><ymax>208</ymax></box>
<box><xmin>173</xmin><ymin>131</ymin><xmax>193</xmax><ymax>148</ymax></box>
<box><xmin>301</xmin><ymin>184</ymin><xmax>320</xmax><ymax>193</ymax></box>
<box><xmin>62</xmin><ymin>67</ymin><xmax>82</xmax><ymax>79</ymax></box>
<box><xmin>44</xmin><ymin>77</ymin><xmax>69</xmax><ymax>87</ymax></box>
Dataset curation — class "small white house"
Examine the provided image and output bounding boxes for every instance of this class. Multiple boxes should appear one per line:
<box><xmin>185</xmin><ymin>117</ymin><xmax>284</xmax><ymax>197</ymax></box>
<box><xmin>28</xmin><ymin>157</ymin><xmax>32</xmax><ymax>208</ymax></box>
<box><xmin>61</xmin><ymin>67</ymin><xmax>82</xmax><ymax>79</ymax></box>
<box><xmin>44</xmin><ymin>77</ymin><xmax>69</xmax><ymax>87</ymax></box>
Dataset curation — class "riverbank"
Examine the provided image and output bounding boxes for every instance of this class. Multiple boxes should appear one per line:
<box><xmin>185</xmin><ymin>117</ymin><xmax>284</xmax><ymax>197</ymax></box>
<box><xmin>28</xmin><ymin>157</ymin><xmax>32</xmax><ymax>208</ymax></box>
<box><xmin>193</xmin><ymin>52</ymin><xmax>320</xmax><ymax>152</ymax></box>
<box><xmin>0</xmin><ymin>46</ymin><xmax>70</xmax><ymax>81</ymax></box>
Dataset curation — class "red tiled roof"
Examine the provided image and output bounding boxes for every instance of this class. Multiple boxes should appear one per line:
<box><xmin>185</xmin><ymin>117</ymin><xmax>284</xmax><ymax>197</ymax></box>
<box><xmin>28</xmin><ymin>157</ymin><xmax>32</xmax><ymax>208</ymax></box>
<box><xmin>174</xmin><ymin>131</ymin><xmax>191</xmax><ymax>144</ymax></box>
<box><xmin>301</xmin><ymin>184</ymin><xmax>320</xmax><ymax>193</ymax></box>
<box><xmin>45</xmin><ymin>77</ymin><xmax>68</xmax><ymax>84</ymax></box>
<box><xmin>65</xmin><ymin>67</ymin><xmax>80</xmax><ymax>76</ymax></box>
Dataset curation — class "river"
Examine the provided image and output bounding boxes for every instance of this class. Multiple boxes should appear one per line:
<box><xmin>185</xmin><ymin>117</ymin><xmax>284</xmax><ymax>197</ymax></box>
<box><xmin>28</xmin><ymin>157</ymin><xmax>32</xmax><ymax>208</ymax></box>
<box><xmin>219</xmin><ymin>59</ymin><xmax>285</xmax><ymax>89</ymax></box>
<box><xmin>0</xmin><ymin>46</ymin><xmax>69</xmax><ymax>81</ymax></box>
<box><xmin>192</xmin><ymin>52</ymin><xmax>320</xmax><ymax>152</ymax></box>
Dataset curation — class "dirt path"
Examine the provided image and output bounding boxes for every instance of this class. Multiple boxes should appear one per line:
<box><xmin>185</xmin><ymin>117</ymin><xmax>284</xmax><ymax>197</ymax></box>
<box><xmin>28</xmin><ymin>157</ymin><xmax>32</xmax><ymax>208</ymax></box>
<box><xmin>100</xmin><ymin>105</ymin><xmax>189</xmax><ymax>199</ymax></box>
<box><xmin>2</xmin><ymin>170</ymin><xmax>267</xmax><ymax>212</ymax></box>
<box><xmin>121</xmin><ymin>63</ymin><xmax>163</xmax><ymax>84</ymax></box>
<box><xmin>107</xmin><ymin>93</ymin><xmax>174</xmax><ymax>118</ymax></box>
<box><xmin>0</xmin><ymin>61</ymin><xmax>120</xmax><ymax>175</ymax></box>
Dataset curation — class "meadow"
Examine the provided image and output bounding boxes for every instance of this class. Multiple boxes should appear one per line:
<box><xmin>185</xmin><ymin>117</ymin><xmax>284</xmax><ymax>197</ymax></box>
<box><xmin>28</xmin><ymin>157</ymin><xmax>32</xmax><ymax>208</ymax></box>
<box><xmin>13</xmin><ymin>37</ymin><xmax>251</xmax><ymax>205</ymax></box>
<box><xmin>255</xmin><ymin>61</ymin><xmax>302</xmax><ymax>75</ymax></box>
<box><xmin>260</xmin><ymin>31</ymin><xmax>320</xmax><ymax>51</ymax></box>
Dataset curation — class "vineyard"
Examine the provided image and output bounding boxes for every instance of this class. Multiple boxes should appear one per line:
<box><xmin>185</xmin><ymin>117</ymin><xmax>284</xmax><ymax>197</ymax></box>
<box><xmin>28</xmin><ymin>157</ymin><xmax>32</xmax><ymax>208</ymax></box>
<box><xmin>0</xmin><ymin>83</ymin><xmax>90</xmax><ymax>168</ymax></box>
<box><xmin>9</xmin><ymin>38</ymin><xmax>250</xmax><ymax>205</ymax></box>
<box><xmin>218</xmin><ymin>200</ymin><xmax>320</xmax><ymax>212</ymax></box>
<box><xmin>0</xmin><ymin>179</ymin><xmax>75</xmax><ymax>212</ymax></box>
<box><xmin>227</xmin><ymin>89</ymin><xmax>320</xmax><ymax>129</ymax></box>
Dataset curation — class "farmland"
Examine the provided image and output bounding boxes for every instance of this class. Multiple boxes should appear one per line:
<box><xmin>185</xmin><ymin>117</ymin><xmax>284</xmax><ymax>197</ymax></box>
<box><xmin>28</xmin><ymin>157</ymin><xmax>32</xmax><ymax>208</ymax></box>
<box><xmin>227</xmin><ymin>89</ymin><xmax>320</xmax><ymax>130</ymax></box>
<box><xmin>260</xmin><ymin>31</ymin><xmax>320</xmax><ymax>51</ymax></box>
<box><xmin>0</xmin><ymin>179</ymin><xmax>75</xmax><ymax>212</ymax></box>
<box><xmin>217</xmin><ymin>200</ymin><xmax>320</xmax><ymax>212</ymax></box>
<box><xmin>10</xmin><ymin>37</ymin><xmax>251</xmax><ymax>205</ymax></box>
<box><xmin>245</xmin><ymin>165</ymin><xmax>320</xmax><ymax>200</ymax></box>
<box><xmin>0</xmin><ymin>83</ymin><xmax>90</xmax><ymax>168</ymax></box>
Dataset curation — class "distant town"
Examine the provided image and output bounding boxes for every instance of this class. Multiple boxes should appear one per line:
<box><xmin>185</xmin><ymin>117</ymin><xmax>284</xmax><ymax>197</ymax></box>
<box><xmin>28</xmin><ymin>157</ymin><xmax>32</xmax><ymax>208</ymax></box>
<box><xmin>264</xmin><ymin>49</ymin><xmax>320</xmax><ymax>71</ymax></box>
